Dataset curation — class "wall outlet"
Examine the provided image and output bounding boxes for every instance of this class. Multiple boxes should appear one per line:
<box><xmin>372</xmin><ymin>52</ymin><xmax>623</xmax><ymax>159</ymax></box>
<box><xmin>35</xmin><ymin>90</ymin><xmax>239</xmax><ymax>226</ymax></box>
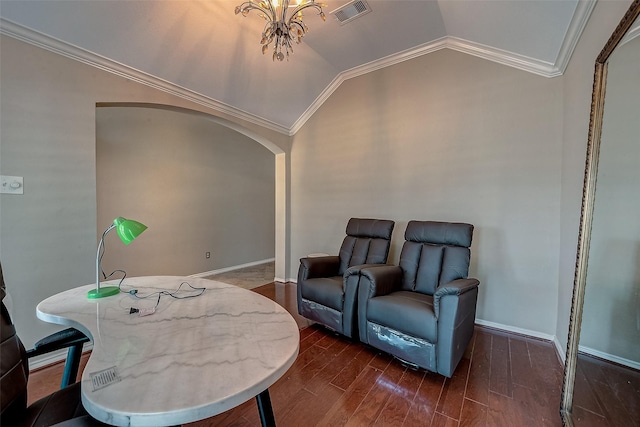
<box><xmin>1</xmin><ymin>175</ymin><xmax>24</xmax><ymax>195</ymax></box>
<box><xmin>206</xmin><ymin>252</ymin><xmax>211</xmax><ymax>259</ymax></box>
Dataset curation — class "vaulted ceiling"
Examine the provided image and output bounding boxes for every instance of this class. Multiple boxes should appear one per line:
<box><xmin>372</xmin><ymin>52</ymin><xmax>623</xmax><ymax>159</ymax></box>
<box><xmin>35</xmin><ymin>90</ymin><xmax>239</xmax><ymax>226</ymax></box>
<box><xmin>0</xmin><ymin>0</ymin><xmax>596</xmax><ymax>135</ymax></box>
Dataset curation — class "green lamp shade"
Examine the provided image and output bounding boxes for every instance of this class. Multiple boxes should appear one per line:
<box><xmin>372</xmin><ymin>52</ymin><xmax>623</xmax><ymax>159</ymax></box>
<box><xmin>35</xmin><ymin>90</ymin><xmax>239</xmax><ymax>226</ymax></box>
<box><xmin>114</xmin><ymin>217</ymin><xmax>147</xmax><ymax>245</ymax></box>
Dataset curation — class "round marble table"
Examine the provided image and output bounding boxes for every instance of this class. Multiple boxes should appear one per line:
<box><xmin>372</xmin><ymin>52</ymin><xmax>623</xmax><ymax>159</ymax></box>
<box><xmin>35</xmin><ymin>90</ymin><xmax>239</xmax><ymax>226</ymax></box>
<box><xmin>36</xmin><ymin>276</ymin><xmax>299</xmax><ymax>427</ymax></box>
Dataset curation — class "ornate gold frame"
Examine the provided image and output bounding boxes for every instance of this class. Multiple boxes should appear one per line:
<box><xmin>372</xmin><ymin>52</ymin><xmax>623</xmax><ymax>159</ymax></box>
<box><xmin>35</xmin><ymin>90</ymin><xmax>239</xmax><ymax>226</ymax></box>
<box><xmin>560</xmin><ymin>0</ymin><xmax>640</xmax><ymax>425</ymax></box>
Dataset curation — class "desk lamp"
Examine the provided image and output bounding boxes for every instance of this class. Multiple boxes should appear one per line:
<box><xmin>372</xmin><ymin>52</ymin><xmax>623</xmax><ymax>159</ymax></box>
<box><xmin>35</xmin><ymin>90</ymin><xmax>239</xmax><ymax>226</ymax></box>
<box><xmin>89</xmin><ymin>216</ymin><xmax>147</xmax><ymax>299</ymax></box>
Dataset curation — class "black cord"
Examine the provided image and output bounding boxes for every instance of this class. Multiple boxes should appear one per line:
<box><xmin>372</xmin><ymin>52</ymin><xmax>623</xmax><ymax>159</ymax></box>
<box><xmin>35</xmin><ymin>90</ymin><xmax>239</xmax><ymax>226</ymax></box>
<box><xmin>124</xmin><ymin>281</ymin><xmax>206</xmax><ymax>312</ymax></box>
<box><xmin>104</xmin><ymin>269</ymin><xmax>127</xmax><ymax>289</ymax></box>
<box><xmin>98</xmin><ymin>229</ymin><xmax>205</xmax><ymax>314</ymax></box>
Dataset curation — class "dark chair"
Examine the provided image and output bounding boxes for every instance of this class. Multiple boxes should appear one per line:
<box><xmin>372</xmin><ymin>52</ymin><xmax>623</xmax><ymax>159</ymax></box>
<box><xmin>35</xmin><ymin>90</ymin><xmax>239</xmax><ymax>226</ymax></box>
<box><xmin>27</xmin><ymin>329</ymin><xmax>89</xmax><ymax>391</ymax></box>
<box><xmin>297</xmin><ymin>218</ymin><xmax>395</xmax><ymax>339</ymax></box>
<box><xmin>357</xmin><ymin>221</ymin><xmax>479</xmax><ymax>377</ymax></box>
<box><xmin>1</xmin><ymin>263</ymin><xmax>103</xmax><ymax>427</ymax></box>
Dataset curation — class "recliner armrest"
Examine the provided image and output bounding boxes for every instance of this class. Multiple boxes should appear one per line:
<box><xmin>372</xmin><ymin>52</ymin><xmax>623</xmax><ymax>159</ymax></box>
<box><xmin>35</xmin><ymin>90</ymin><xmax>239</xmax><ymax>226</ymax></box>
<box><xmin>344</xmin><ymin>263</ymin><xmax>389</xmax><ymax>288</ymax></box>
<box><xmin>344</xmin><ymin>263</ymin><xmax>387</xmax><ymax>275</ymax></box>
<box><xmin>299</xmin><ymin>256</ymin><xmax>340</xmax><ymax>280</ymax></box>
<box><xmin>433</xmin><ymin>278</ymin><xmax>480</xmax><ymax>318</ymax></box>
<box><xmin>356</xmin><ymin>265</ymin><xmax>403</xmax><ymax>345</ymax></box>
<box><xmin>26</xmin><ymin>328</ymin><xmax>89</xmax><ymax>358</ymax></box>
<box><xmin>359</xmin><ymin>265</ymin><xmax>403</xmax><ymax>298</ymax></box>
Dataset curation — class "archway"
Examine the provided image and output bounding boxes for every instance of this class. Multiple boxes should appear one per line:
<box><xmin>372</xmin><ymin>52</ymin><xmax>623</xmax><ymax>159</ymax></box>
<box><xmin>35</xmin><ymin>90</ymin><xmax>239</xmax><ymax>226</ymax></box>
<box><xmin>96</xmin><ymin>102</ymin><xmax>287</xmax><ymax>281</ymax></box>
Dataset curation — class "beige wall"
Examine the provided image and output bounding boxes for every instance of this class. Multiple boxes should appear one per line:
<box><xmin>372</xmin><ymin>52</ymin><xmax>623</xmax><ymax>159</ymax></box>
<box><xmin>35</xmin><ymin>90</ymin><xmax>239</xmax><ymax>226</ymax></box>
<box><xmin>97</xmin><ymin>106</ymin><xmax>275</xmax><ymax>278</ymax></box>
<box><xmin>0</xmin><ymin>35</ymin><xmax>288</xmax><ymax>348</ymax></box>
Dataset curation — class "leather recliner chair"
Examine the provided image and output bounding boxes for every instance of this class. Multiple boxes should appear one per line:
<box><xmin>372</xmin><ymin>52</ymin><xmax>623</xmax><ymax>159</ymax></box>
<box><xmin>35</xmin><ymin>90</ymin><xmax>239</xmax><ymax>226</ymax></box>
<box><xmin>1</xmin><ymin>263</ymin><xmax>104</xmax><ymax>427</ymax></box>
<box><xmin>357</xmin><ymin>221</ymin><xmax>479</xmax><ymax>377</ymax></box>
<box><xmin>297</xmin><ymin>218</ymin><xmax>395</xmax><ymax>339</ymax></box>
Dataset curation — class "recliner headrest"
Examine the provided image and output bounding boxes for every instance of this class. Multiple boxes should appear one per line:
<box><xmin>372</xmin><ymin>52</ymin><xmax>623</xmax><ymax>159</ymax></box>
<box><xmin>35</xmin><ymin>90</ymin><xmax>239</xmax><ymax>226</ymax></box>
<box><xmin>404</xmin><ymin>221</ymin><xmax>473</xmax><ymax>248</ymax></box>
<box><xmin>345</xmin><ymin>218</ymin><xmax>394</xmax><ymax>240</ymax></box>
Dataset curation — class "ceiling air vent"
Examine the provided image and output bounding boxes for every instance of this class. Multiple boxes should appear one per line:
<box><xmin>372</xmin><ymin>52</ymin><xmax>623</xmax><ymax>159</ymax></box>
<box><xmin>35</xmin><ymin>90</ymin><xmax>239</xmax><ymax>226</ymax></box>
<box><xmin>330</xmin><ymin>0</ymin><xmax>372</xmax><ymax>26</ymax></box>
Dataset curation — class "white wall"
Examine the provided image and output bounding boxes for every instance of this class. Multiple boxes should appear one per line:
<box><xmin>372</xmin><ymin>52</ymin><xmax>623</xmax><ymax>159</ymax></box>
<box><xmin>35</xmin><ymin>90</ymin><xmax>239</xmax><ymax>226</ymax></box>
<box><xmin>290</xmin><ymin>48</ymin><xmax>564</xmax><ymax>336</ymax></box>
<box><xmin>97</xmin><ymin>106</ymin><xmax>275</xmax><ymax>277</ymax></box>
<box><xmin>0</xmin><ymin>36</ymin><xmax>288</xmax><ymax>348</ymax></box>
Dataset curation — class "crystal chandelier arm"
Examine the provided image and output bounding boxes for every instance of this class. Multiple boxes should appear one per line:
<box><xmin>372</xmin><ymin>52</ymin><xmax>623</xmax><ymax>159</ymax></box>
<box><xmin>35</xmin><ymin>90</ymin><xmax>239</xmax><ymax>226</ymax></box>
<box><xmin>235</xmin><ymin>1</ymin><xmax>276</xmax><ymax>22</ymax></box>
<box><xmin>263</xmin><ymin>0</ymin><xmax>278</xmax><ymax>21</ymax></box>
<box><xmin>289</xmin><ymin>19</ymin><xmax>308</xmax><ymax>38</ymax></box>
<box><xmin>288</xmin><ymin>1</ymin><xmax>326</xmax><ymax>21</ymax></box>
<box><xmin>281</xmin><ymin>0</ymin><xmax>290</xmax><ymax>22</ymax></box>
<box><xmin>262</xmin><ymin>22</ymin><xmax>276</xmax><ymax>45</ymax></box>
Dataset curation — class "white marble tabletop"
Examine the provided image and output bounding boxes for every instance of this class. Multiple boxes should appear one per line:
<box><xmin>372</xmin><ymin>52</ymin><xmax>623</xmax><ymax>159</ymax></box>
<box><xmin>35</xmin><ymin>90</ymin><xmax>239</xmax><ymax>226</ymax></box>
<box><xmin>36</xmin><ymin>276</ymin><xmax>299</xmax><ymax>427</ymax></box>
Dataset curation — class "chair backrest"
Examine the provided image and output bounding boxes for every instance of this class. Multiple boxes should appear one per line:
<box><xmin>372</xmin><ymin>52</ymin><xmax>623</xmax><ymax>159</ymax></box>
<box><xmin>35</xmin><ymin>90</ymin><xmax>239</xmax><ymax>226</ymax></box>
<box><xmin>399</xmin><ymin>221</ymin><xmax>473</xmax><ymax>295</ymax></box>
<box><xmin>0</xmin><ymin>262</ymin><xmax>29</xmax><ymax>424</ymax></box>
<box><xmin>338</xmin><ymin>218</ymin><xmax>395</xmax><ymax>275</ymax></box>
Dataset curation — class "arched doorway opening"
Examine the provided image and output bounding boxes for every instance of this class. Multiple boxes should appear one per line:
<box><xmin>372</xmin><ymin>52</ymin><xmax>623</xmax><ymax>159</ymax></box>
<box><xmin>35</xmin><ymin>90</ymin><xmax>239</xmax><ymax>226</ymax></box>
<box><xmin>96</xmin><ymin>103</ymin><xmax>286</xmax><ymax>281</ymax></box>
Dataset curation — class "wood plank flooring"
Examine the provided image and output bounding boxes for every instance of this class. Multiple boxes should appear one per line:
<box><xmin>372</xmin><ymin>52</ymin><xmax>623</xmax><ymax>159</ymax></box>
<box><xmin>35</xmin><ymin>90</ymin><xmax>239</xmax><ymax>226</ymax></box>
<box><xmin>571</xmin><ymin>353</ymin><xmax>640</xmax><ymax>426</ymax></box>
<box><xmin>28</xmin><ymin>282</ymin><xmax>566</xmax><ymax>426</ymax></box>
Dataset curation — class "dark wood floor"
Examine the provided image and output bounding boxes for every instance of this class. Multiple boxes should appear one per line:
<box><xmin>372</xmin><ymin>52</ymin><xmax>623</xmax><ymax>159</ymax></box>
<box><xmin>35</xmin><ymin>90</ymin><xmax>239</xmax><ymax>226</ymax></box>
<box><xmin>29</xmin><ymin>282</ymin><xmax>566</xmax><ymax>426</ymax></box>
<box><xmin>571</xmin><ymin>352</ymin><xmax>640</xmax><ymax>427</ymax></box>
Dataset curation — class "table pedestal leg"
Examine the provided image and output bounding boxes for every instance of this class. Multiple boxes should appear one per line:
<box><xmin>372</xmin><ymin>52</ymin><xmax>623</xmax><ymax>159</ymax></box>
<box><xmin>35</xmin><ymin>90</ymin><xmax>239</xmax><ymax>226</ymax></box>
<box><xmin>256</xmin><ymin>389</ymin><xmax>276</xmax><ymax>427</ymax></box>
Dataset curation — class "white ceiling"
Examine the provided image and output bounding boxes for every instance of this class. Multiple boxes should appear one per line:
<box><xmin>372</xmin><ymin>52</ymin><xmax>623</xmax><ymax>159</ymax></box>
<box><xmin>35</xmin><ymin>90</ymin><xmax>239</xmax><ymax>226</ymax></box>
<box><xmin>0</xmin><ymin>0</ymin><xmax>596</xmax><ymax>135</ymax></box>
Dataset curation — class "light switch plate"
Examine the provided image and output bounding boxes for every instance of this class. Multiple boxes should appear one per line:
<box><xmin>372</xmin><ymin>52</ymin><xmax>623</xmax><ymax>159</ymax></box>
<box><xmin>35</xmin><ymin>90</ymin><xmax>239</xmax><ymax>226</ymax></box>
<box><xmin>1</xmin><ymin>175</ymin><xmax>24</xmax><ymax>195</ymax></box>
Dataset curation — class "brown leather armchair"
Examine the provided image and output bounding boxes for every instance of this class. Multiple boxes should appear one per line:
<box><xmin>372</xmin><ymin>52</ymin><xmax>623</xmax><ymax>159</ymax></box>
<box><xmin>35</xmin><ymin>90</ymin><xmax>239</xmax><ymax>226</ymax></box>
<box><xmin>357</xmin><ymin>221</ymin><xmax>479</xmax><ymax>377</ymax></box>
<box><xmin>1</xmin><ymin>263</ymin><xmax>104</xmax><ymax>427</ymax></box>
<box><xmin>297</xmin><ymin>218</ymin><xmax>395</xmax><ymax>339</ymax></box>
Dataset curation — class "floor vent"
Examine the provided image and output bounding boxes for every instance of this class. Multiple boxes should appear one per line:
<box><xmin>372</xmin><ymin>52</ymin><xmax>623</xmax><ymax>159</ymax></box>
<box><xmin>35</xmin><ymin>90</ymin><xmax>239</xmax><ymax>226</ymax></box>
<box><xmin>330</xmin><ymin>0</ymin><xmax>372</xmax><ymax>25</ymax></box>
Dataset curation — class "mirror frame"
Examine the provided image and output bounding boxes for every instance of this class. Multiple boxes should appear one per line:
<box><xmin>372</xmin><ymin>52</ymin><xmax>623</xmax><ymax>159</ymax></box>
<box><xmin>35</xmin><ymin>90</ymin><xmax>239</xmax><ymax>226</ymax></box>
<box><xmin>560</xmin><ymin>0</ymin><xmax>640</xmax><ymax>425</ymax></box>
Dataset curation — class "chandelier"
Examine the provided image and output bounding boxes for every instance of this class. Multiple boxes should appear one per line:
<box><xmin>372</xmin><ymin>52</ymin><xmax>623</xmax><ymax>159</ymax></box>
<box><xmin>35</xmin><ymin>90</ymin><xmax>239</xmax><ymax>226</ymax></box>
<box><xmin>235</xmin><ymin>0</ymin><xmax>327</xmax><ymax>61</ymax></box>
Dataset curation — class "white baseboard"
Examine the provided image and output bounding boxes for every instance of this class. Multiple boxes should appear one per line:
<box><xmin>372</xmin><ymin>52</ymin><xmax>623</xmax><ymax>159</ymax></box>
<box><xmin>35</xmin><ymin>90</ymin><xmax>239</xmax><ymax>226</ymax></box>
<box><xmin>554</xmin><ymin>336</ymin><xmax>566</xmax><ymax>363</ymax></box>
<box><xmin>29</xmin><ymin>343</ymin><xmax>93</xmax><ymax>371</ymax></box>
<box><xmin>475</xmin><ymin>318</ymin><xmax>555</xmax><ymax>341</ymax></box>
<box><xmin>579</xmin><ymin>345</ymin><xmax>640</xmax><ymax>371</ymax></box>
<box><xmin>475</xmin><ymin>318</ymin><xmax>566</xmax><ymax>362</ymax></box>
<box><xmin>190</xmin><ymin>258</ymin><xmax>275</xmax><ymax>279</ymax></box>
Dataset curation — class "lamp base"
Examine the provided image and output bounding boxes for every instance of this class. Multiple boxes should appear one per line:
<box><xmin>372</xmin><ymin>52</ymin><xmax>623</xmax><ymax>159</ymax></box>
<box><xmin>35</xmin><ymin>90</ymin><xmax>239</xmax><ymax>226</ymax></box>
<box><xmin>87</xmin><ymin>286</ymin><xmax>120</xmax><ymax>299</ymax></box>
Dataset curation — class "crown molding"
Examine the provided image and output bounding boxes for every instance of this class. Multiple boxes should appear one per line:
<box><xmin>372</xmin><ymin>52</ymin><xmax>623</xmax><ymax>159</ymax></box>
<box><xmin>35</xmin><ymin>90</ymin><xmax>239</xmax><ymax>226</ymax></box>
<box><xmin>2</xmin><ymin>0</ymin><xmax>596</xmax><ymax>137</ymax></box>
<box><xmin>554</xmin><ymin>0</ymin><xmax>598</xmax><ymax>76</ymax></box>
<box><xmin>0</xmin><ymin>18</ymin><xmax>291</xmax><ymax>135</ymax></box>
<box><xmin>290</xmin><ymin>30</ymin><xmax>573</xmax><ymax>133</ymax></box>
<box><xmin>289</xmin><ymin>37</ymin><xmax>449</xmax><ymax>135</ymax></box>
<box><xmin>292</xmin><ymin>1</ymin><xmax>596</xmax><ymax>133</ymax></box>
<box><xmin>446</xmin><ymin>36</ymin><xmax>558</xmax><ymax>77</ymax></box>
